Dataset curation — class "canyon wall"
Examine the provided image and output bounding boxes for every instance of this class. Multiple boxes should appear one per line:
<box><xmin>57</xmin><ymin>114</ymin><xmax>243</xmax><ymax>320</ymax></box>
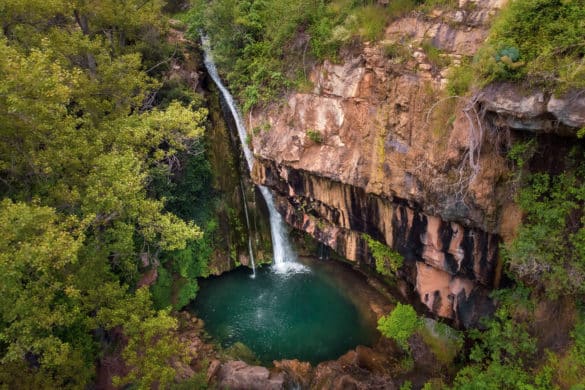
<box><xmin>247</xmin><ymin>0</ymin><xmax>585</xmax><ymax>325</ymax></box>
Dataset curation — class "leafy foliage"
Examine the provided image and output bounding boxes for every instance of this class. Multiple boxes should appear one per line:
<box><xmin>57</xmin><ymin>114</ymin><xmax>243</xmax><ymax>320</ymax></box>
<box><xmin>363</xmin><ymin>234</ymin><xmax>403</xmax><ymax>276</ymax></box>
<box><xmin>475</xmin><ymin>0</ymin><xmax>585</xmax><ymax>90</ymax></box>
<box><xmin>306</xmin><ymin>129</ymin><xmax>324</xmax><ymax>143</ymax></box>
<box><xmin>446</xmin><ymin>58</ymin><xmax>474</xmax><ymax>96</ymax></box>
<box><xmin>451</xmin><ymin>289</ymin><xmax>542</xmax><ymax>389</ymax></box>
<box><xmin>0</xmin><ymin>0</ymin><xmax>210</xmax><ymax>387</ymax></box>
<box><xmin>189</xmin><ymin>0</ymin><xmax>447</xmax><ymax>109</ymax></box>
<box><xmin>377</xmin><ymin>303</ymin><xmax>422</xmax><ymax>350</ymax></box>
<box><xmin>421</xmin><ymin>39</ymin><xmax>450</xmax><ymax>69</ymax></box>
<box><xmin>504</xmin><ymin>162</ymin><xmax>585</xmax><ymax>297</ymax></box>
<box><xmin>545</xmin><ymin>309</ymin><xmax>585</xmax><ymax>388</ymax></box>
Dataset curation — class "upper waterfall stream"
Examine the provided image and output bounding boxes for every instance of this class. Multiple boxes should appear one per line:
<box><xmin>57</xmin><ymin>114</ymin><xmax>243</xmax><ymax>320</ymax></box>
<box><xmin>202</xmin><ymin>36</ymin><xmax>306</xmax><ymax>274</ymax></box>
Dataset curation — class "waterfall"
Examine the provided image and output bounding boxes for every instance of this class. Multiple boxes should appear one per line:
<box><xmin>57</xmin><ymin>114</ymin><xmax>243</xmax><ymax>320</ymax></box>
<box><xmin>202</xmin><ymin>36</ymin><xmax>307</xmax><ymax>274</ymax></box>
<box><xmin>239</xmin><ymin>180</ymin><xmax>256</xmax><ymax>278</ymax></box>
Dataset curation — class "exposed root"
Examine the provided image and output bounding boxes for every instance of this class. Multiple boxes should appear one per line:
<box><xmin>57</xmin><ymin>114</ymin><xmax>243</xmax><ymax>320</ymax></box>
<box><xmin>422</xmin><ymin>93</ymin><xmax>487</xmax><ymax>207</ymax></box>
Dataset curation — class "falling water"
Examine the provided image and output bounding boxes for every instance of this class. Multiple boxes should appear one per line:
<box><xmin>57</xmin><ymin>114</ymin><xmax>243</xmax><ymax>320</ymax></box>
<box><xmin>202</xmin><ymin>36</ymin><xmax>307</xmax><ymax>274</ymax></box>
<box><xmin>239</xmin><ymin>180</ymin><xmax>256</xmax><ymax>278</ymax></box>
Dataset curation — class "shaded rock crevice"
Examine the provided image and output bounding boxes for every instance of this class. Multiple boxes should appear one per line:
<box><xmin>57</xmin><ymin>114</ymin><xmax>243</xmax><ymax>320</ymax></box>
<box><xmin>254</xmin><ymin>160</ymin><xmax>497</xmax><ymax>324</ymax></box>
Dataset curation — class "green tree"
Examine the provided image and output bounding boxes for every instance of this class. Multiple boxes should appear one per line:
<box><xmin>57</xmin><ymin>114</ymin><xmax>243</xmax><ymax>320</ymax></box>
<box><xmin>451</xmin><ymin>289</ymin><xmax>540</xmax><ymax>389</ymax></box>
<box><xmin>0</xmin><ymin>200</ymin><xmax>94</xmax><ymax>387</ymax></box>
<box><xmin>378</xmin><ymin>303</ymin><xmax>422</xmax><ymax>350</ymax></box>
<box><xmin>0</xmin><ymin>0</ymin><xmax>209</xmax><ymax>386</ymax></box>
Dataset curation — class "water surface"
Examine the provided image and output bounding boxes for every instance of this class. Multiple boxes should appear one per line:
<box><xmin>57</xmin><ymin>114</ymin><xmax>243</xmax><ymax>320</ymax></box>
<box><xmin>190</xmin><ymin>258</ymin><xmax>378</xmax><ymax>365</ymax></box>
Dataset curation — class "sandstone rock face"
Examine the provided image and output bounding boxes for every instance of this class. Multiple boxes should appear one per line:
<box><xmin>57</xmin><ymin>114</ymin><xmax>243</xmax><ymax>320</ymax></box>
<box><xmin>547</xmin><ymin>91</ymin><xmax>585</xmax><ymax>129</ymax></box>
<box><xmin>249</xmin><ymin>2</ymin><xmax>511</xmax><ymax>324</ymax></box>
<box><xmin>274</xmin><ymin>359</ymin><xmax>312</xmax><ymax>389</ymax></box>
<box><xmin>311</xmin><ymin>349</ymin><xmax>397</xmax><ymax>389</ymax></box>
<box><xmin>478</xmin><ymin>83</ymin><xmax>585</xmax><ymax>134</ymax></box>
<box><xmin>256</xmin><ymin>162</ymin><xmax>497</xmax><ymax>325</ymax></box>
<box><xmin>215</xmin><ymin>361</ymin><xmax>285</xmax><ymax>390</ymax></box>
<box><xmin>247</xmin><ymin>2</ymin><xmax>583</xmax><ymax>323</ymax></box>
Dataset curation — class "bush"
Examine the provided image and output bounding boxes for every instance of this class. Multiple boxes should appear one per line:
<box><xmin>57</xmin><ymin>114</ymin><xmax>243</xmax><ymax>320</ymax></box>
<box><xmin>151</xmin><ymin>266</ymin><xmax>173</xmax><ymax>309</ymax></box>
<box><xmin>421</xmin><ymin>39</ymin><xmax>450</xmax><ymax>69</ymax></box>
<box><xmin>378</xmin><ymin>303</ymin><xmax>422</xmax><ymax>350</ymax></box>
<box><xmin>546</xmin><ymin>312</ymin><xmax>585</xmax><ymax>388</ymax></box>
<box><xmin>452</xmin><ymin>295</ymin><xmax>539</xmax><ymax>389</ymax></box>
<box><xmin>363</xmin><ymin>233</ymin><xmax>403</xmax><ymax>276</ymax></box>
<box><xmin>382</xmin><ymin>42</ymin><xmax>410</xmax><ymax>63</ymax></box>
<box><xmin>476</xmin><ymin>0</ymin><xmax>585</xmax><ymax>90</ymax></box>
<box><xmin>353</xmin><ymin>5</ymin><xmax>389</xmax><ymax>41</ymax></box>
<box><xmin>446</xmin><ymin>60</ymin><xmax>474</xmax><ymax>96</ymax></box>
<box><xmin>504</xmin><ymin>163</ymin><xmax>585</xmax><ymax>297</ymax></box>
<box><xmin>306</xmin><ymin>129</ymin><xmax>323</xmax><ymax>143</ymax></box>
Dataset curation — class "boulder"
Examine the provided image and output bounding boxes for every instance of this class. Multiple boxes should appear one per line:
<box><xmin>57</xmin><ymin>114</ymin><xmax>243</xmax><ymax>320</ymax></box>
<box><xmin>214</xmin><ymin>361</ymin><xmax>285</xmax><ymax>390</ymax></box>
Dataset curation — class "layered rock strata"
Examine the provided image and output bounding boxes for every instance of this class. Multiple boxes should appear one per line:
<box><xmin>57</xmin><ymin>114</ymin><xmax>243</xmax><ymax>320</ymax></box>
<box><xmin>248</xmin><ymin>0</ymin><xmax>584</xmax><ymax>323</ymax></box>
<box><xmin>254</xmin><ymin>161</ymin><xmax>496</xmax><ymax>325</ymax></box>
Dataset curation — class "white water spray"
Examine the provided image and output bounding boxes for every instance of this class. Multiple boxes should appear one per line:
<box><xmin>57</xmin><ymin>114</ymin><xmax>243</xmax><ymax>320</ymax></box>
<box><xmin>202</xmin><ymin>36</ymin><xmax>307</xmax><ymax>274</ymax></box>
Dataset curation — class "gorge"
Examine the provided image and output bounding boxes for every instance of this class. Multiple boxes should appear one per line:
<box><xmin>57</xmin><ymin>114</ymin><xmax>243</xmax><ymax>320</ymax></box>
<box><xmin>190</xmin><ymin>0</ymin><xmax>585</xmax><ymax>387</ymax></box>
<box><xmin>1</xmin><ymin>0</ymin><xmax>584</xmax><ymax>388</ymax></box>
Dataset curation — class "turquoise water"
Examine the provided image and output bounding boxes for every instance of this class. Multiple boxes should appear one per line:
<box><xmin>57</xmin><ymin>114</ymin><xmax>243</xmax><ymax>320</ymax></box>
<box><xmin>190</xmin><ymin>260</ymin><xmax>377</xmax><ymax>365</ymax></box>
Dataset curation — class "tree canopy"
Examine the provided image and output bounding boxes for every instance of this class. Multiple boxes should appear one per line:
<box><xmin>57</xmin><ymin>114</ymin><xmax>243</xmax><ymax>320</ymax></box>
<box><xmin>0</xmin><ymin>0</ymin><xmax>208</xmax><ymax>387</ymax></box>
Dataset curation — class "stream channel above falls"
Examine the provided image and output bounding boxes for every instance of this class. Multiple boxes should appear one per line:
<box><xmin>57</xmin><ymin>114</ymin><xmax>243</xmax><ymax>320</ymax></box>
<box><xmin>188</xmin><ymin>257</ymin><xmax>389</xmax><ymax>365</ymax></box>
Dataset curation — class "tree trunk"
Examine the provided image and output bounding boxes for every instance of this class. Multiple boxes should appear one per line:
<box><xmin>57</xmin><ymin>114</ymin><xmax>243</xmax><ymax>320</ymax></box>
<box><xmin>74</xmin><ymin>10</ymin><xmax>97</xmax><ymax>77</ymax></box>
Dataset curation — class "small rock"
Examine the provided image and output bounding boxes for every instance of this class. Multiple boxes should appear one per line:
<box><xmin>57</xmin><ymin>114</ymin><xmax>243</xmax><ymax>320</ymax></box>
<box><xmin>547</xmin><ymin>91</ymin><xmax>585</xmax><ymax>128</ymax></box>
<box><xmin>173</xmin><ymin>361</ymin><xmax>195</xmax><ymax>380</ymax></box>
<box><xmin>207</xmin><ymin>359</ymin><xmax>221</xmax><ymax>382</ymax></box>
<box><xmin>413</xmin><ymin>51</ymin><xmax>426</xmax><ymax>61</ymax></box>
<box><xmin>274</xmin><ymin>359</ymin><xmax>312</xmax><ymax>388</ymax></box>
<box><xmin>431</xmin><ymin>9</ymin><xmax>443</xmax><ymax>18</ymax></box>
<box><xmin>453</xmin><ymin>10</ymin><xmax>465</xmax><ymax>23</ymax></box>
<box><xmin>216</xmin><ymin>361</ymin><xmax>285</xmax><ymax>390</ymax></box>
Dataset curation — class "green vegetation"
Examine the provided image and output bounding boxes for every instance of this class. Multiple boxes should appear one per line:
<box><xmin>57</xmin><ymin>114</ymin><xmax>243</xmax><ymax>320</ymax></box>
<box><xmin>1</xmin><ymin>0</ymin><xmax>585</xmax><ymax>387</ymax></box>
<box><xmin>445</xmin><ymin>58</ymin><xmax>474</xmax><ymax>96</ymax></box>
<box><xmin>470</xmin><ymin>0</ymin><xmax>585</xmax><ymax>90</ymax></box>
<box><xmin>506</xmin><ymin>138</ymin><xmax>536</xmax><ymax>170</ymax></box>
<box><xmin>419</xmin><ymin>320</ymin><xmax>463</xmax><ymax>365</ymax></box>
<box><xmin>382</xmin><ymin>42</ymin><xmax>410</xmax><ymax>63</ymax></box>
<box><xmin>504</xmin><ymin>159</ymin><xmax>585</xmax><ymax>297</ymax></box>
<box><xmin>306</xmin><ymin>128</ymin><xmax>324</xmax><ymax>143</ymax></box>
<box><xmin>363</xmin><ymin>233</ymin><xmax>403</xmax><ymax>276</ymax></box>
<box><xmin>188</xmin><ymin>0</ymin><xmax>451</xmax><ymax>110</ymax></box>
<box><xmin>377</xmin><ymin>303</ymin><xmax>422</xmax><ymax>350</ymax></box>
<box><xmin>546</xmin><ymin>309</ymin><xmax>585</xmax><ymax>388</ymax></box>
<box><xmin>0</xmin><ymin>0</ymin><xmax>212</xmax><ymax>387</ymax></box>
<box><xmin>421</xmin><ymin>39</ymin><xmax>450</xmax><ymax>70</ymax></box>
<box><xmin>451</xmin><ymin>288</ymin><xmax>541</xmax><ymax>389</ymax></box>
<box><xmin>441</xmin><ymin>0</ymin><xmax>585</xmax><ymax>97</ymax></box>
<box><xmin>379</xmin><ymin>303</ymin><xmax>462</xmax><ymax>369</ymax></box>
<box><xmin>450</xmin><ymin>143</ymin><xmax>585</xmax><ymax>388</ymax></box>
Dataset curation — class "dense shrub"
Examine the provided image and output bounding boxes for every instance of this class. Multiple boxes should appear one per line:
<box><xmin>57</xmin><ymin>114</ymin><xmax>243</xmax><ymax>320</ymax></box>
<box><xmin>377</xmin><ymin>303</ymin><xmax>422</xmax><ymax>349</ymax></box>
<box><xmin>363</xmin><ymin>233</ymin><xmax>403</xmax><ymax>277</ymax></box>
<box><xmin>504</xmin><ymin>162</ymin><xmax>585</xmax><ymax>297</ymax></box>
<box><xmin>476</xmin><ymin>0</ymin><xmax>585</xmax><ymax>90</ymax></box>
